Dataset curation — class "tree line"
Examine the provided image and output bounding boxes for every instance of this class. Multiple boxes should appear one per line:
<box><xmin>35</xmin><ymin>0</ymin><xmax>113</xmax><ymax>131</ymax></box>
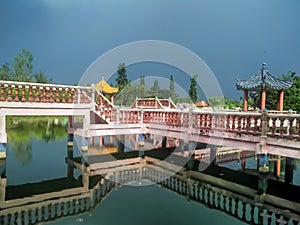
<box><xmin>113</xmin><ymin>63</ymin><xmax>200</xmax><ymax>106</ymax></box>
<box><xmin>1</xmin><ymin>50</ymin><xmax>299</xmax><ymax>111</ymax></box>
<box><xmin>0</xmin><ymin>48</ymin><xmax>52</xmax><ymax>83</ymax></box>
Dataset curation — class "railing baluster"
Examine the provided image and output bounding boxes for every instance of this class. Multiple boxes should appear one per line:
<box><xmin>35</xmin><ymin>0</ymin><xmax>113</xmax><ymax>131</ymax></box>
<box><xmin>21</xmin><ymin>85</ymin><xmax>26</xmax><ymax>102</ymax></box>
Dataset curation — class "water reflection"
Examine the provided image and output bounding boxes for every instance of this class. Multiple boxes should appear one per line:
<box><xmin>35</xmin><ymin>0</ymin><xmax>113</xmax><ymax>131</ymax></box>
<box><xmin>6</xmin><ymin>117</ymin><xmax>67</xmax><ymax>166</ymax></box>
<box><xmin>1</xmin><ymin>118</ymin><xmax>300</xmax><ymax>225</ymax></box>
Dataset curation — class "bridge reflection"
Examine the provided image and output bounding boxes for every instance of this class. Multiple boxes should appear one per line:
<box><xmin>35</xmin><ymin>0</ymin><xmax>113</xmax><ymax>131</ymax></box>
<box><xmin>1</xmin><ymin>147</ymin><xmax>300</xmax><ymax>225</ymax></box>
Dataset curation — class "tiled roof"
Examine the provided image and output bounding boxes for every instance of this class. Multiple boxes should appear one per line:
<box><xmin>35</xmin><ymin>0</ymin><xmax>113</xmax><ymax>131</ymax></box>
<box><xmin>236</xmin><ymin>63</ymin><xmax>293</xmax><ymax>91</ymax></box>
<box><xmin>95</xmin><ymin>76</ymin><xmax>119</xmax><ymax>93</ymax></box>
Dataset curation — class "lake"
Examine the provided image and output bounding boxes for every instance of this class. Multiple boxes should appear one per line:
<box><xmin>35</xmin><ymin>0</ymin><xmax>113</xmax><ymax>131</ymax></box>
<box><xmin>1</xmin><ymin>117</ymin><xmax>300</xmax><ymax>225</ymax></box>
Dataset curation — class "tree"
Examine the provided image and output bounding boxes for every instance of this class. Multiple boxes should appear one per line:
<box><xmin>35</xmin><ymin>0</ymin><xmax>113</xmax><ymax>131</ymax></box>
<box><xmin>188</xmin><ymin>75</ymin><xmax>198</xmax><ymax>103</ymax></box>
<box><xmin>282</xmin><ymin>71</ymin><xmax>300</xmax><ymax>112</ymax></box>
<box><xmin>152</xmin><ymin>80</ymin><xmax>159</xmax><ymax>97</ymax></box>
<box><xmin>33</xmin><ymin>70</ymin><xmax>53</xmax><ymax>83</ymax></box>
<box><xmin>12</xmin><ymin>48</ymin><xmax>34</xmax><ymax>82</ymax></box>
<box><xmin>258</xmin><ymin>71</ymin><xmax>300</xmax><ymax>112</ymax></box>
<box><xmin>0</xmin><ymin>62</ymin><xmax>12</xmax><ymax>80</ymax></box>
<box><xmin>0</xmin><ymin>48</ymin><xmax>53</xmax><ymax>83</ymax></box>
<box><xmin>169</xmin><ymin>74</ymin><xmax>175</xmax><ymax>98</ymax></box>
<box><xmin>115</xmin><ymin>63</ymin><xmax>129</xmax><ymax>92</ymax></box>
<box><xmin>208</xmin><ymin>96</ymin><xmax>225</xmax><ymax>108</ymax></box>
<box><xmin>139</xmin><ymin>75</ymin><xmax>146</xmax><ymax>98</ymax></box>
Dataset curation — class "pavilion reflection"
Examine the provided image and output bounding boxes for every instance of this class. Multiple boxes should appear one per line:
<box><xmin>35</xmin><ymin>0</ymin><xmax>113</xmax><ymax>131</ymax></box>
<box><xmin>1</xmin><ymin>145</ymin><xmax>300</xmax><ymax>225</ymax></box>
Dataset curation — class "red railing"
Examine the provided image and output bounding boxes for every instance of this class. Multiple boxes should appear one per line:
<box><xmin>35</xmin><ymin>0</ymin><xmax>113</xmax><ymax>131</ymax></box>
<box><xmin>0</xmin><ymin>80</ymin><xmax>91</xmax><ymax>104</ymax></box>
<box><xmin>114</xmin><ymin>108</ymin><xmax>300</xmax><ymax>140</ymax></box>
<box><xmin>1</xmin><ymin>80</ymin><xmax>300</xmax><ymax>141</ymax></box>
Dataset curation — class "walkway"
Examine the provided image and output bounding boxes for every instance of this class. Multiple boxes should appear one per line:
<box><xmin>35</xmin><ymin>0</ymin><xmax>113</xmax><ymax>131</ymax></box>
<box><xmin>1</xmin><ymin>80</ymin><xmax>300</xmax><ymax>158</ymax></box>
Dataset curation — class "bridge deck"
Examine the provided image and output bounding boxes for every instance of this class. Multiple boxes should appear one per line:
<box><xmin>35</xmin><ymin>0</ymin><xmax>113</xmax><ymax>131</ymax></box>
<box><xmin>0</xmin><ymin>80</ymin><xmax>300</xmax><ymax>158</ymax></box>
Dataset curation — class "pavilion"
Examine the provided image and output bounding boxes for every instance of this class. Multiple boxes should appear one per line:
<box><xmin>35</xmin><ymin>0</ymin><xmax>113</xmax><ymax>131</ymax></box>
<box><xmin>94</xmin><ymin>76</ymin><xmax>118</xmax><ymax>104</ymax></box>
<box><xmin>236</xmin><ymin>63</ymin><xmax>293</xmax><ymax>112</ymax></box>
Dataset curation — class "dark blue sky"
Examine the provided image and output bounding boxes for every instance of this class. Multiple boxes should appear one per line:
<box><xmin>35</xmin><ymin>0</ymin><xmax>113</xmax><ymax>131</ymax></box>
<box><xmin>0</xmin><ymin>0</ymin><xmax>299</xmax><ymax>100</ymax></box>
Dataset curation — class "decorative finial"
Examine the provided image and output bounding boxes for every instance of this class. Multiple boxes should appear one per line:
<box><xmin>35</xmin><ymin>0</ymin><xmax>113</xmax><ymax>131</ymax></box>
<box><xmin>101</xmin><ymin>76</ymin><xmax>105</xmax><ymax>80</ymax></box>
<box><xmin>262</xmin><ymin>62</ymin><xmax>266</xmax><ymax>69</ymax></box>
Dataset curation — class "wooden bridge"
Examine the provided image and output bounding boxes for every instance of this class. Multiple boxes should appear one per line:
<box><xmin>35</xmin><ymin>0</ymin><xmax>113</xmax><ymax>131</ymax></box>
<box><xmin>1</xmin><ymin>80</ymin><xmax>300</xmax><ymax>159</ymax></box>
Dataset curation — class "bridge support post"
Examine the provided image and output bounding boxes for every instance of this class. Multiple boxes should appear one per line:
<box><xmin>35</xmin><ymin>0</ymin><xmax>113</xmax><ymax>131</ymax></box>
<box><xmin>117</xmin><ymin>135</ymin><xmax>125</xmax><ymax>153</ymax></box>
<box><xmin>81</xmin><ymin>137</ymin><xmax>89</xmax><ymax>151</ymax></box>
<box><xmin>0</xmin><ymin>115</ymin><xmax>6</xmax><ymax>159</ymax></box>
<box><xmin>0</xmin><ymin>176</ymin><xmax>6</xmax><ymax>203</ymax></box>
<box><xmin>162</xmin><ymin>136</ymin><xmax>167</xmax><ymax>149</ymax></box>
<box><xmin>110</xmin><ymin>135</ymin><xmax>114</xmax><ymax>146</ymax></box>
<box><xmin>179</xmin><ymin>139</ymin><xmax>185</xmax><ymax>151</ymax></box>
<box><xmin>67</xmin><ymin>116</ymin><xmax>74</xmax><ymax>147</ymax></box>
<box><xmin>210</xmin><ymin>145</ymin><xmax>218</xmax><ymax>165</ymax></box>
<box><xmin>285</xmin><ymin>157</ymin><xmax>294</xmax><ymax>184</ymax></box>
<box><xmin>83</xmin><ymin>172</ymin><xmax>89</xmax><ymax>190</ymax></box>
<box><xmin>274</xmin><ymin>156</ymin><xmax>281</xmax><ymax>179</ymax></box>
<box><xmin>67</xmin><ymin>133</ymin><xmax>74</xmax><ymax>147</ymax></box>
<box><xmin>257</xmin><ymin>174</ymin><xmax>268</xmax><ymax>195</ymax></box>
<box><xmin>152</xmin><ymin>134</ymin><xmax>157</xmax><ymax>146</ymax></box>
<box><xmin>81</xmin><ymin>112</ymin><xmax>90</xmax><ymax>151</ymax></box>
<box><xmin>187</xmin><ymin>150</ymin><xmax>196</xmax><ymax>170</ymax></box>
<box><xmin>0</xmin><ymin>115</ymin><xmax>7</xmax><ymax>159</ymax></box>
<box><xmin>67</xmin><ymin>146</ymin><xmax>74</xmax><ymax>179</ymax></box>
<box><xmin>258</xmin><ymin>153</ymin><xmax>269</xmax><ymax>174</ymax></box>
<box><xmin>99</xmin><ymin>136</ymin><xmax>103</xmax><ymax>148</ymax></box>
<box><xmin>241</xmin><ymin>151</ymin><xmax>246</xmax><ymax>171</ymax></box>
<box><xmin>0</xmin><ymin>159</ymin><xmax>6</xmax><ymax>203</ymax></box>
<box><xmin>90</xmin><ymin>136</ymin><xmax>95</xmax><ymax>146</ymax></box>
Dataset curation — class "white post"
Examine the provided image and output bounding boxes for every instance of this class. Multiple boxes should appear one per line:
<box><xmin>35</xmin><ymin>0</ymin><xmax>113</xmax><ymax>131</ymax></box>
<box><xmin>116</xmin><ymin>107</ymin><xmax>120</xmax><ymax>124</ymax></box>
<box><xmin>77</xmin><ymin>88</ymin><xmax>81</xmax><ymax>104</ymax></box>
<box><xmin>91</xmin><ymin>84</ymin><xmax>95</xmax><ymax>105</ymax></box>
<box><xmin>140</xmin><ymin>108</ymin><xmax>144</xmax><ymax>124</ymax></box>
<box><xmin>188</xmin><ymin>108</ymin><xmax>193</xmax><ymax>134</ymax></box>
<box><xmin>0</xmin><ymin>115</ymin><xmax>7</xmax><ymax>144</ymax></box>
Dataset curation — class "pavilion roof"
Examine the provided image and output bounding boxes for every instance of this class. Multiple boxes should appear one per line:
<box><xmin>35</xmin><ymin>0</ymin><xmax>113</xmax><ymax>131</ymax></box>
<box><xmin>95</xmin><ymin>76</ymin><xmax>118</xmax><ymax>94</ymax></box>
<box><xmin>236</xmin><ymin>63</ymin><xmax>293</xmax><ymax>91</ymax></box>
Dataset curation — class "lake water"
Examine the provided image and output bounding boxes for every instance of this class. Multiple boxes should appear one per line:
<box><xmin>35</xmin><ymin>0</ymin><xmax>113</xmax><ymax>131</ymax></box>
<box><xmin>1</xmin><ymin>117</ymin><xmax>300</xmax><ymax>225</ymax></box>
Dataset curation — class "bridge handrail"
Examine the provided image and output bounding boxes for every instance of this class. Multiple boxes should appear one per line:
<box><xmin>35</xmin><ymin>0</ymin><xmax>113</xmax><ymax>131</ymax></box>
<box><xmin>92</xmin><ymin>87</ymin><xmax>116</xmax><ymax>109</ymax></box>
<box><xmin>0</xmin><ymin>80</ymin><xmax>91</xmax><ymax>90</ymax></box>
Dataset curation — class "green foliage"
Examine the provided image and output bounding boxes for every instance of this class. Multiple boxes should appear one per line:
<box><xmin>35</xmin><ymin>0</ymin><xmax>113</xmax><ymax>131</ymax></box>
<box><xmin>208</xmin><ymin>96</ymin><xmax>225</xmax><ymax>108</ymax></box>
<box><xmin>283</xmin><ymin>71</ymin><xmax>300</xmax><ymax>112</ymax></box>
<box><xmin>0</xmin><ymin>62</ymin><xmax>12</xmax><ymax>80</ymax></box>
<box><xmin>139</xmin><ymin>76</ymin><xmax>146</xmax><ymax>97</ymax></box>
<box><xmin>0</xmin><ymin>48</ymin><xmax>53</xmax><ymax>83</ymax></box>
<box><xmin>224</xmin><ymin>98</ymin><xmax>242</xmax><ymax>109</ymax></box>
<box><xmin>188</xmin><ymin>75</ymin><xmax>198</xmax><ymax>103</ymax></box>
<box><xmin>253</xmin><ymin>71</ymin><xmax>300</xmax><ymax>112</ymax></box>
<box><xmin>12</xmin><ymin>48</ymin><xmax>34</xmax><ymax>82</ymax></box>
<box><xmin>152</xmin><ymin>80</ymin><xmax>159</xmax><ymax>96</ymax></box>
<box><xmin>169</xmin><ymin>74</ymin><xmax>175</xmax><ymax>98</ymax></box>
<box><xmin>116</xmin><ymin>62</ymin><xmax>129</xmax><ymax>91</ymax></box>
<box><xmin>33</xmin><ymin>70</ymin><xmax>53</xmax><ymax>83</ymax></box>
<box><xmin>208</xmin><ymin>96</ymin><xmax>242</xmax><ymax>109</ymax></box>
<box><xmin>6</xmin><ymin>116</ymin><xmax>67</xmax><ymax>167</ymax></box>
<box><xmin>114</xmin><ymin>83</ymin><xmax>139</xmax><ymax>106</ymax></box>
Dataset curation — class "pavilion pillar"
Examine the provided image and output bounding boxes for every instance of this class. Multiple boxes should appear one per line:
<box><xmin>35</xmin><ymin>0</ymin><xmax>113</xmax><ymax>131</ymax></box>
<box><xmin>99</xmin><ymin>135</ymin><xmax>104</xmax><ymax>148</ymax></box>
<box><xmin>277</xmin><ymin>90</ymin><xmax>284</xmax><ymax>111</ymax></box>
<box><xmin>111</xmin><ymin>94</ymin><xmax>114</xmax><ymax>105</ymax></box>
<box><xmin>243</xmin><ymin>90</ymin><xmax>248</xmax><ymax>112</ymax></box>
<box><xmin>260</xmin><ymin>89</ymin><xmax>266</xmax><ymax>110</ymax></box>
<box><xmin>110</xmin><ymin>135</ymin><xmax>114</xmax><ymax>146</ymax></box>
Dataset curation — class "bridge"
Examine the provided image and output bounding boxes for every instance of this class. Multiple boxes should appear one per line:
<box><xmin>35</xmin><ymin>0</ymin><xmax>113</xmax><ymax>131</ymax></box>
<box><xmin>1</xmin><ymin>80</ymin><xmax>300</xmax><ymax>159</ymax></box>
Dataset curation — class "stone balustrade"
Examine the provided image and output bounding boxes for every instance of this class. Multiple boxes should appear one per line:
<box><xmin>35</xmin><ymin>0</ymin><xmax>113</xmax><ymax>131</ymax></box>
<box><xmin>114</xmin><ymin>108</ymin><xmax>300</xmax><ymax>141</ymax></box>
<box><xmin>0</xmin><ymin>80</ymin><xmax>91</xmax><ymax>104</ymax></box>
<box><xmin>0</xmin><ymin>177</ymin><xmax>115</xmax><ymax>225</ymax></box>
<box><xmin>1</xmin><ymin>166</ymin><xmax>300</xmax><ymax>225</ymax></box>
<box><xmin>1</xmin><ymin>80</ymin><xmax>300</xmax><ymax>141</ymax></box>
